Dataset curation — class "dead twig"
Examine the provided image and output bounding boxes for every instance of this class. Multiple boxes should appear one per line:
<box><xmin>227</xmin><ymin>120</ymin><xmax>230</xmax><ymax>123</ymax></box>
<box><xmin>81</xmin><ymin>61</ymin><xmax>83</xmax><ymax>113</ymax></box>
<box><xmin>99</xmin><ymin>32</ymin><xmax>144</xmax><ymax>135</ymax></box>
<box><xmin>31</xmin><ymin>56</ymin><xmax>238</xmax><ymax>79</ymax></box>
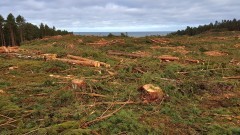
<box><xmin>0</xmin><ymin>114</ymin><xmax>14</xmax><ymax>120</ymax></box>
<box><xmin>86</xmin><ymin>101</ymin><xmax>138</xmax><ymax>107</ymax></box>
<box><xmin>23</xmin><ymin>128</ymin><xmax>40</xmax><ymax>135</ymax></box>
<box><xmin>75</xmin><ymin>92</ymin><xmax>108</xmax><ymax>98</ymax></box>
<box><xmin>81</xmin><ymin>101</ymin><xmax>128</xmax><ymax>127</ymax></box>
<box><xmin>0</xmin><ymin>119</ymin><xmax>17</xmax><ymax>128</ymax></box>
<box><xmin>81</xmin><ymin>94</ymin><xmax>133</xmax><ymax>127</ymax></box>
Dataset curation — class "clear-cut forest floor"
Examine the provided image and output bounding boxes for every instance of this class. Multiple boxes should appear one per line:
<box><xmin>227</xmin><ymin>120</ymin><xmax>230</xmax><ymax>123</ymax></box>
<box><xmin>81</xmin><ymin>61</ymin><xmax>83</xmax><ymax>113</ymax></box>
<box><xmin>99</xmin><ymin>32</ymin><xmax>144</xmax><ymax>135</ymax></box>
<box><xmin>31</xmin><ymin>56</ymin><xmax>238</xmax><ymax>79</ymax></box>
<box><xmin>0</xmin><ymin>31</ymin><xmax>240</xmax><ymax>134</ymax></box>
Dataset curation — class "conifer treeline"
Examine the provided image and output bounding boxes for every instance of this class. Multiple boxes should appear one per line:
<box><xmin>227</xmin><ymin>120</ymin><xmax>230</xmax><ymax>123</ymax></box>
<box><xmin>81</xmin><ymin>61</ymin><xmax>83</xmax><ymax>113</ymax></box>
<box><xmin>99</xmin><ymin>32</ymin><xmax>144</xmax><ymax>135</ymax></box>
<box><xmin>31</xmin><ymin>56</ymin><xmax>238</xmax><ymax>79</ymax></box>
<box><xmin>0</xmin><ymin>13</ymin><xmax>71</xmax><ymax>46</ymax></box>
<box><xmin>171</xmin><ymin>19</ymin><xmax>240</xmax><ymax>36</ymax></box>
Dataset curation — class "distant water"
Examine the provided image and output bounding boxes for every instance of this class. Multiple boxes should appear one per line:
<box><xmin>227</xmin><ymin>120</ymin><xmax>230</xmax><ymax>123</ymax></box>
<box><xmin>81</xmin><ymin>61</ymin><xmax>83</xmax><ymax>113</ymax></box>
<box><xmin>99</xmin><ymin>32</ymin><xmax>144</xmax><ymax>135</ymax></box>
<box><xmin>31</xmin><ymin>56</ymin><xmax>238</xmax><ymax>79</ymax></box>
<box><xmin>74</xmin><ymin>31</ymin><xmax>173</xmax><ymax>37</ymax></box>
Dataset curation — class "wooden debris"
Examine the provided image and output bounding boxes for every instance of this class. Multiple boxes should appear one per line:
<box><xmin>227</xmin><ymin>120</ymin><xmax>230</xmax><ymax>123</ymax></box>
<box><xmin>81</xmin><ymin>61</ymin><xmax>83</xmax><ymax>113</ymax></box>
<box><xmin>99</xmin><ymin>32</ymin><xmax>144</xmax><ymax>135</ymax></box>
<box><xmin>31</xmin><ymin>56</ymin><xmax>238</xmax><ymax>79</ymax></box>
<box><xmin>107</xmin><ymin>50</ymin><xmax>149</xmax><ymax>58</ymax></box>
<box><xmin>8</xmin><ymin>66</ymin><xmax>18</xmax><ymax>70</ymax></box>
<box><xmin>78</xmin><ymin>39</ymin><xmax>83</xmax><ymax>43</ymax></box>
<box><xmin>0</xmin><ymin>46</ymin><xmax>19</xmax><ymax>53</ymax></box>
<box><xmin>204</xmin><ymin>51</ymin><xmax>227</xmax><ymax>56</ymax></box>
<box><xmin>185</xmin><ymin>59</ymin><xmax>200</xmax><ymax>63</ymax></box>
<box><xmin>138</xmin><ymin>84</ymin><xmax>165</xmax><ymax>102</ymax></box>
<box><xmin>158</xmin><ymin>55</ymin><xmax>179</xmax><ymax>61</ymax></box>
<box><xmin>0</xmin><ymin>89</ymin><xmax>5</xmax><ymax>94</ymax></box>
<box><xmin>87</xmin><ymin>39</ymin><xmax>125</xmax><ymax>47</ymax></box>
<box><xmin>71</xmin><ymin>79</ymin><xmax>86</xmax><ymax>89</ymax></box>
<box><xmin>42</xmin><ymin>54</ymin><xmax>57</xmax><ymax>60</ymax></box>
<box><xmin>150</xmin><ymin>38</ymin><xmax>170</xmax><ymax>44</ymax></box>
<box><xmin>223</xmin><ymin>76</ymin><xmax>240</xmax><ymax>80</ymax></box>
<box><xmin>49</xmin><ymin>74</ymin><xmax>75</xmax><ymax>80</ymax></box>
<box><xmin>56</xmin><ymin>58</ymin><xmax>101</xmax><ymax>67</ymax></box>
<box><xmin>235</xmin><ymin>44</ymin><xmax>240</xmax><ymax>48</ymax></box>
<box><xmin>75</xmin><ymin>92</ymin><xmax>107</xmax><ymax>98</ymax></box>
<box><xmin>67</xmin><ymin>55</ymin><xmax>110</xmax><ymax>68</ymax></box>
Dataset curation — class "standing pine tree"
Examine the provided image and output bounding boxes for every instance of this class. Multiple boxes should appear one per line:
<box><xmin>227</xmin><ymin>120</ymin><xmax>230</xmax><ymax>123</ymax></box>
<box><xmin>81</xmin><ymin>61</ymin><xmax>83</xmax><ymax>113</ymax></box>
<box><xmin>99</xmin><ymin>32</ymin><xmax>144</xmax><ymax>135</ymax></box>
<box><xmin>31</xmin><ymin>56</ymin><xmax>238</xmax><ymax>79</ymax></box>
<box><xmin>39</xmin><ymin>23</ymin><xmax>45</xmax><ymax>38</ymax></box>
<box><xmin>0</xmin><ymin>15</ymin><xmax>6</xmax><ymax>46</ymax></box>
<box><xmin>44</xmin><ymin>24</ymin><xmax>50</xmax><ymax>36</ymax></box>
<box><xmin>6</xmin><ymin>13</ymin><xmax>17</xmax><ymax>46</ymax></box>
<box><xmin>16</xmin><ymin>15</ymin><xmax>26</xmax><ymax>43</ymax></box>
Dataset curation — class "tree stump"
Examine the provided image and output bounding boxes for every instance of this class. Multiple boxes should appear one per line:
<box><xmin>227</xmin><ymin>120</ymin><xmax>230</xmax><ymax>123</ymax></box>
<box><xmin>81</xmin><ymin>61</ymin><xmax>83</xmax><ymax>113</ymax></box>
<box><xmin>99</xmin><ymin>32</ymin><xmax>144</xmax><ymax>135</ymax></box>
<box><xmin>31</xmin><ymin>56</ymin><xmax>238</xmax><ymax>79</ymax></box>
<box><xmin>71</xmin><ymin>79</ymin><xmax>86</xmax><ymax>89</ymax></box>
<box><xmin>138</xmin><ymin>84</ymin><xmax>164</xmax><ymax>102</ymax></box>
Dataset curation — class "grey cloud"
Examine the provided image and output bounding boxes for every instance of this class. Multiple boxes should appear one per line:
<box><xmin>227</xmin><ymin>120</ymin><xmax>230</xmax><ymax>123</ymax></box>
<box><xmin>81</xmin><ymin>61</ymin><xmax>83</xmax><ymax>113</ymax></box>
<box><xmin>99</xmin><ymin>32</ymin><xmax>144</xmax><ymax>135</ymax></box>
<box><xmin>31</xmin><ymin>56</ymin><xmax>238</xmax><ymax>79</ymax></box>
<box><xmin>0</xmin><ymin>0</ymin><xmax>239</xmax><ymax>31</ymax></box>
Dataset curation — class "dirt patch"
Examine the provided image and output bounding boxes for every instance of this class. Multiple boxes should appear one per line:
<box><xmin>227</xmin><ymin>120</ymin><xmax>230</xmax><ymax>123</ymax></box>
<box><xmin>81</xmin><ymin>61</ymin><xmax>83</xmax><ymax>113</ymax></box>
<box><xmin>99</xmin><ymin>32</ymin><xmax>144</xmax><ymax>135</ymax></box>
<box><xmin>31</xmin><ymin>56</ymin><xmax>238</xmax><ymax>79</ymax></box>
<box><xmin>204</xmin><ymin>51</ymin><xmax>228</xmax><ymax>56</ymax></box>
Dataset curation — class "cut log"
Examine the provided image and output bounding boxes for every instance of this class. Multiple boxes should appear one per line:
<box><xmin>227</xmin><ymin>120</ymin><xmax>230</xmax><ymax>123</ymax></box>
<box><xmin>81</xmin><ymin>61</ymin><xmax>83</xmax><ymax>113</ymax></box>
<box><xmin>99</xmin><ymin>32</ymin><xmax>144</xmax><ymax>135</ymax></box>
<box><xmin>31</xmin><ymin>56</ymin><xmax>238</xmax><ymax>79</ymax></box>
<box><xmin>49</xmin><ymin>74</ymin><xmax>75</xmax><ymax>80</ymax></box>
<box><xmin>0</xmin><ymin>46</ymin><xmax>19</xmax><ymax>53</ymax></box>
<box><xmin>9</xmin><ymin>66</ymin><xmax>18</xmax><ymax>70</ymax></box>
<box><xmin>0</xmin><ymin>46</ymin><xmax>8</xmax><ymax>53</ymax></box>
<box><xmin>67</xmin><ymin>55</ymin><xmax>110</xmax><ymax>68</ymax></box>
<box><xmin>67</xmin><ymin>54</ymin><xmax>92</xmax><ymax>61</ymax></box>
<box><xmin>204</xmin><ymin>51</ymin><xmax>227</xmax><ymax>56</ymax></box>
<box><xmin>107</xmin><ymin>50</ymin><xmax>148</xmax><ymax>58</ymax></box>
<box><xmin>138</xmin><ymin>84</ymin><xmax>165</xmax><ymax>102</ymax></box>
<box><xmin>158</xmin><ymin>55</ymin><xmax>179</xmax><ymax>61</ymax></box>
<box><xmin>223</xmin><ymin>76</ymin><xmax>240</xmax><ymax>80</ymax></box>
<box><xmin>56</xmin><ymin>58</ymin><xmax>101</xmax><ymax>67</ymax></box>
<box><xmin>185</xmin><ymin>59</ymin><xmax>200</xmax><ymax>63</ymax></box>
<box><xmin>72</xmin><ymin>79</ymin><xmax>86</xmax><ymax>89</ymax></box>
<box><xmin>42</xmin><ymin>54</ymin><xmax>57</xmax><ymax>60</ymax></box>
<box><xmin>99</xmin><ymin>62</ymin><xmax>111</xmax><ymax>68</ymax></box>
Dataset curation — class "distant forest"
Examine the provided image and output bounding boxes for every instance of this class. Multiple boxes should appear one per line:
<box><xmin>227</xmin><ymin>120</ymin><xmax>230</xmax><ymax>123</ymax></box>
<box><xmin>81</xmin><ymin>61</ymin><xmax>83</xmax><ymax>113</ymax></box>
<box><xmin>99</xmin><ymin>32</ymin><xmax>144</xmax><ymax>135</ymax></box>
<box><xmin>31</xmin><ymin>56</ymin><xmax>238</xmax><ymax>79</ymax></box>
<box><xmin>171</xmin><ymin>19</ymin><xmax>240</xmax><ymax>36</ymax></box>
<box><xmin>0</xmin><ymin>13</ymin><xmax>71</xmax><ymax>46</ymax></box>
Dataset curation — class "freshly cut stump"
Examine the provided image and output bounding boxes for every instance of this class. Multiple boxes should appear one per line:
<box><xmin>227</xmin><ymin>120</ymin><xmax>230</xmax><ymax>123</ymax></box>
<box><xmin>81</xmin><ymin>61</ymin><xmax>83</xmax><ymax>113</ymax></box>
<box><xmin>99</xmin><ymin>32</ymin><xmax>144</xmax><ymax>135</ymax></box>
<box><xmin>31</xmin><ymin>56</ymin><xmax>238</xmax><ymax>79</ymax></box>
<box><xmin>72</xmin><ymin>79</ymin><xmax>86</xmax><ymax>89</ymax></box>
<box><xmin>138</xmin><ymin>84</ymin><xmax>164</xmax><ymax>102</ymax></box>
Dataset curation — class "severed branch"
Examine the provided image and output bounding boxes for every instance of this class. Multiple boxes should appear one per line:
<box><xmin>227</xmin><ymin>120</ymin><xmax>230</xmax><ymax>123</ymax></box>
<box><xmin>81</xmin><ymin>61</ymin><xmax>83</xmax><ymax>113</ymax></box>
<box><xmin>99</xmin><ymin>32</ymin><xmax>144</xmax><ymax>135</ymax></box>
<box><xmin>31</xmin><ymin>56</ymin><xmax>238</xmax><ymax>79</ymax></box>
<box><xmin>81</xmin><ymin>94</ymin><xmax>134</xmax><ymax>127</ymax></box>
<box><xmin>86</xmin><ymin>101</ymin><xmax>138</xmax><ymax>107</ymax></box>
<box><xmin>75</xmin><ymin>92</ymin><xmax>108</xmax><ymax>98</ymax></box>
<box><xmin>81</xmin><ymin>101</ymin><xmax>128</xmax><ymax>128</ymax></box>
<box><xmin>223</xmin><ymin>76</ymin><xmax>240</xmax><ymax>80</ymax></box>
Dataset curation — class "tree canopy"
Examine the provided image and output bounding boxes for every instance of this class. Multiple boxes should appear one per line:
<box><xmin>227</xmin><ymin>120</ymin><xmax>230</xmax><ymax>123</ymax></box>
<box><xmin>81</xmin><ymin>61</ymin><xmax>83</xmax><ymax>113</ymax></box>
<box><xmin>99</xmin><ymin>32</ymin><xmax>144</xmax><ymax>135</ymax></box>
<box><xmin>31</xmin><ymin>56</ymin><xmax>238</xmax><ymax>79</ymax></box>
<box><xmin>0</xmin><ymin>13</ymin><xmax>72</xmax><ymax>46</ymax></box>
<box><xmin>171</xmin><ymin>19</ymin><xmax>240</xmax><ymax>36</ymax></box>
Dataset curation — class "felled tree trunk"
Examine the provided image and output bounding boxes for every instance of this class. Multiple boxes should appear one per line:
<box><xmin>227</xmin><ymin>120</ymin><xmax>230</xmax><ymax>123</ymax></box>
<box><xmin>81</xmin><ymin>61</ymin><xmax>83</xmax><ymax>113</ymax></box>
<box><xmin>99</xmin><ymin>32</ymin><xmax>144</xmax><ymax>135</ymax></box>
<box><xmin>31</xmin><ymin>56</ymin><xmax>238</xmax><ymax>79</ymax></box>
<box><xmin>67</xmin><ymin>55</ymin><xmax>110</xmax><ymax>67</ymax></box>
<box><xmin>42</xmin><ymin>54</ymin><xmax>57</xmax><ymax>60</ymax></box>
<box><xmin>185</xmin><ymin>59</ymin><xmax>200</xmax><ymax>63</ymax></box>
<box><xmin>56</xmin><ymin>58</ymin><xmax>101</xmax><ymax>67</ymax></box>
<box><xmin>223</xmin><ymin>76</ymin><xmax>240</xmax><ymax>79</ymax></box>
<box><xmin>107</xmin><ymin>50</ymin><xmax>147</xmax><ymax>58</ymax></box>
<box><xmin>0</xmin><ymin>46</ymin><xmax>19</xmax><ymax>53</ymax></box>
<box><xmin>158</xmin><ymin>55</ymin><xmax>179</xmax><ymax>61</ymax></box>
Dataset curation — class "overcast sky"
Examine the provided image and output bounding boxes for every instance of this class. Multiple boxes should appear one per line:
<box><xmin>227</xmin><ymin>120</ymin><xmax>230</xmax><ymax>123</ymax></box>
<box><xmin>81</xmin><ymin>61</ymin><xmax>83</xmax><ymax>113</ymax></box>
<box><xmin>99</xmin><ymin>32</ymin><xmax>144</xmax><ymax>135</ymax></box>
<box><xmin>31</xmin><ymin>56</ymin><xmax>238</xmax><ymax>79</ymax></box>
<box><xmin>0</xmin><ymin>0</ymin><xmax>240</xmax><ymax>32</ymax></box>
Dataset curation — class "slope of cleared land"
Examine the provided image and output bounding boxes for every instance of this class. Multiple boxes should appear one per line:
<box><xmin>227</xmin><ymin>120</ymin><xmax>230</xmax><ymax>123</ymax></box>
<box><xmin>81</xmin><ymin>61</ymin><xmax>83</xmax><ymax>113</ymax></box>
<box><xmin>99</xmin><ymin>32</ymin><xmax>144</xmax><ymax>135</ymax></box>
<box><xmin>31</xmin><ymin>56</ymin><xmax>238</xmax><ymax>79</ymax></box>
<box><xmin>0</xmin><ymin>32</ymin><xmax>240</xmax><ymax>134</ymax></box>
